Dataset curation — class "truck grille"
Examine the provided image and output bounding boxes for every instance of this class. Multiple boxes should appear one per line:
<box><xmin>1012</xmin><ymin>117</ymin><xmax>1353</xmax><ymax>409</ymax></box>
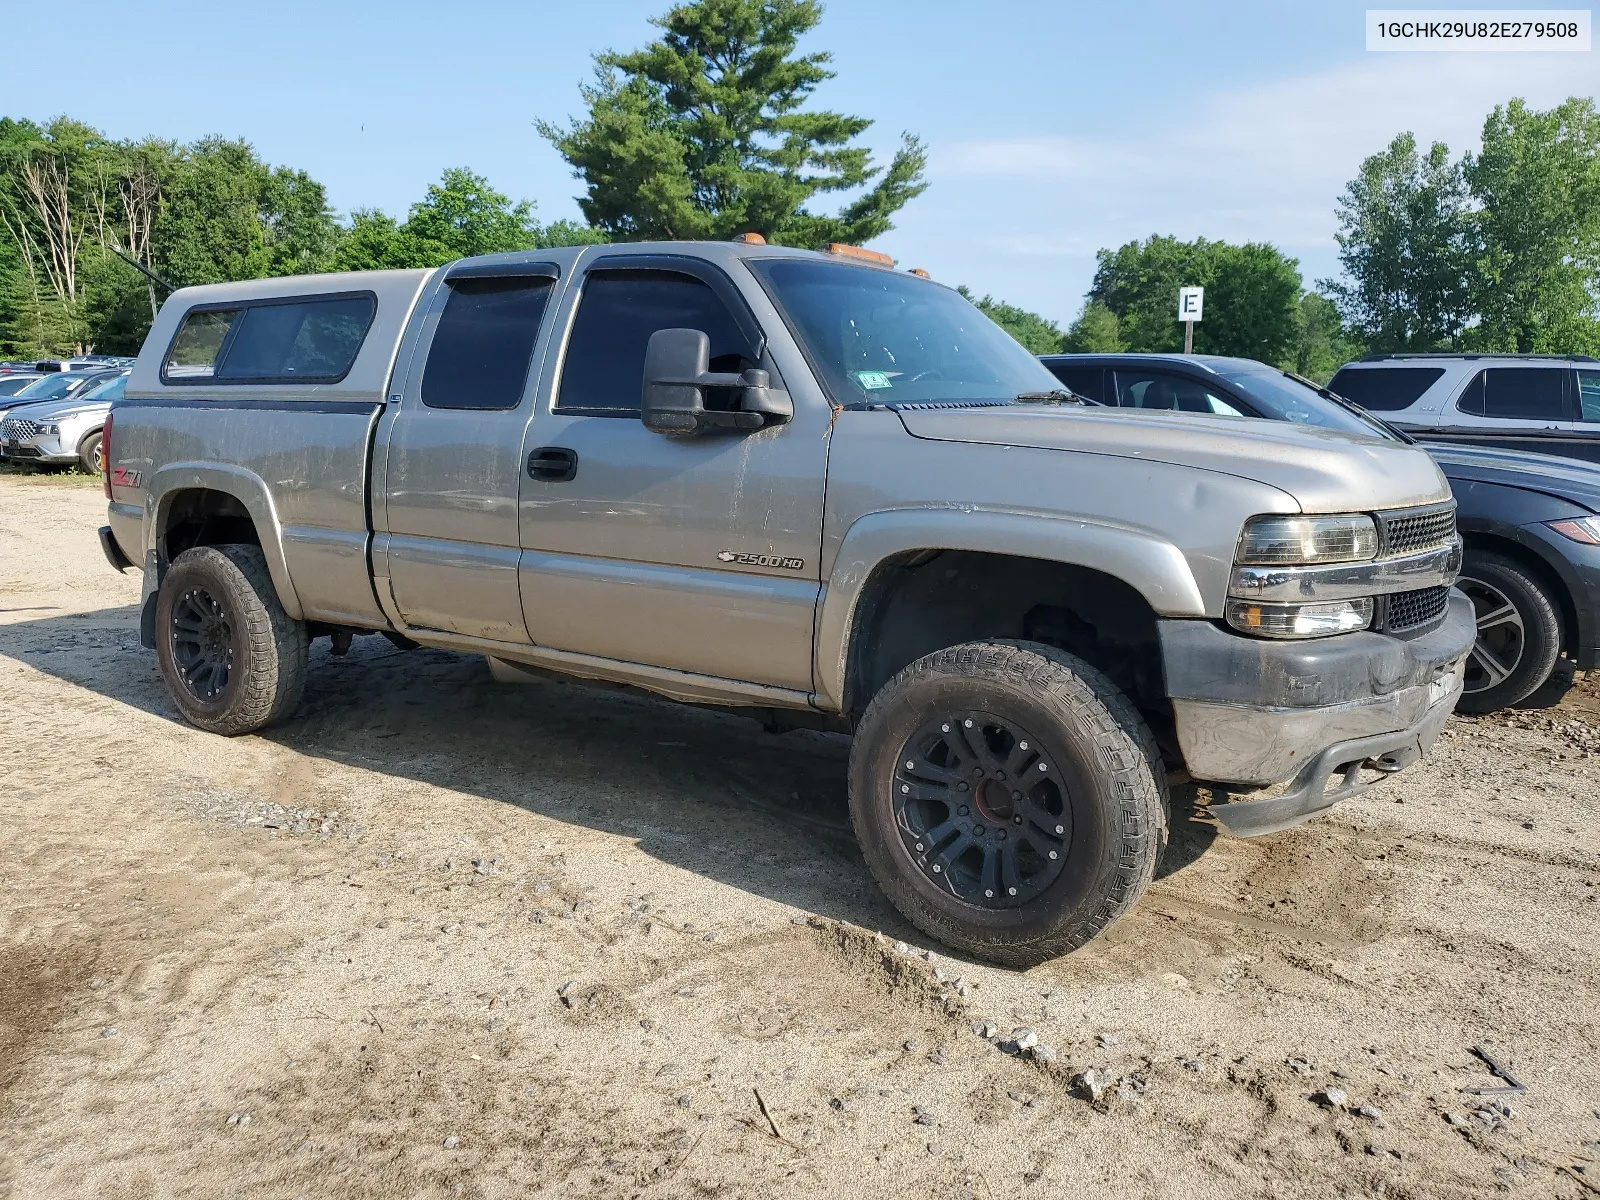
<box><xmin>1382</xmin><ymin>586</ymin><xmax>1450</xmax><ymax>633</ymax></box>
<box><xmin>1379</xmin><ymin>504</ymin><xmax>1456</xmax><ymax>556</ymax></box>
<box><xmin>1</xmin><ymin>417</ymin><xmax>40</xmax><ymax>440</ymax></box>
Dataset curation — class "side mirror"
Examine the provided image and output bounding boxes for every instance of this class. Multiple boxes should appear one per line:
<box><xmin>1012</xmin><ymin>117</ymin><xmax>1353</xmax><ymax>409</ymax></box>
<box><xmin>642</xmin><ymin>327</ymin><xmax>792</xmax><ymax>437</ymax></box>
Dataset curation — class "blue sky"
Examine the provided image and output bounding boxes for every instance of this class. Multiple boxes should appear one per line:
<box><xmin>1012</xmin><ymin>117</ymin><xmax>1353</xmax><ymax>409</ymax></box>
<box><xmin>4</xmin><ymin>0</ymin><xmax>1597</xmax><ymax>325</ymax></box>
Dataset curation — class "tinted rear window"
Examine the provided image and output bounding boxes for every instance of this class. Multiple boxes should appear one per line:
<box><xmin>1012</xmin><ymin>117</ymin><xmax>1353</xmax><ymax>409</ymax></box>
<box><xmin>164</xmin><ymin>293</ymin><xmax>376</xmax><ymax>383</ymax></box>
<box><xmin>421</xmin><ymin>277</ymin><xmax>554</xmax><ymax>411</ymax></box>
<box><xmin>1456</xmin><ymin>367</ymin><xmax>1571</xmax><ymax>420</ymax></box>
<box><xmin>1327</xmin><ymin>366</ymin><xmax>1444</xmax><ymax>411</ymax></box>
<box><xmin>1042</xmin><ymin>362</ymin><xmax>1107</xmax><ymax>402</ymax></box>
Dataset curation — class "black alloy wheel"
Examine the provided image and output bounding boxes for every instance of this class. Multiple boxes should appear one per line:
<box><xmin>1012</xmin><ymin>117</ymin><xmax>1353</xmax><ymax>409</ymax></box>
<box><xmin>892</xmin><ymin>711</ymin><xmax>1069</xmax><ymax>908</ymax></box>
<box><xmin>169</xmin><ymin>585</ymin><xmax>236</xmax><ymax>701</ymax></box>
<box><xmin>1452</xmin><ymin>549</ymin><xmax>1562</xmax><ymax>714</ymax></box>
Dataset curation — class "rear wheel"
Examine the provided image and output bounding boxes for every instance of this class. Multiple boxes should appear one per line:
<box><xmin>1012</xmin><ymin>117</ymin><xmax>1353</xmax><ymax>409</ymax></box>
<box><xmin>848</xmin><ymin>640</ymin><xmax>1167</xmax><ymax>967</ymax></box>
<box><xmin>155</xmin><ymin>544</ymin><xmax>307</xmax><ymax>734</ymax></box>
<box><xmin>1455</xmin><ymin>550</ymin><xmax>1561</xmax><ymax>713</ymax></box>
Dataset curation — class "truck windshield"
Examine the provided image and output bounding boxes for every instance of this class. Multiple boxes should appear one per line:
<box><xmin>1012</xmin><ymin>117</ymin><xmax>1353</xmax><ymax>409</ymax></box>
<box><xmin>749</xmin><ymin>258</ymin><xmax>1064</xmax><ymax>406</ymax></box>
<box><xmin>1214</xmin><ymin>366</ymin><xmax>1401</xmax><ymax>440</ymax></box>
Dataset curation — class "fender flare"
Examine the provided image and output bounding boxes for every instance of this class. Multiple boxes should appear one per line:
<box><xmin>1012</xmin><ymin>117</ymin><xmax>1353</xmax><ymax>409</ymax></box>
<box><xmin>812</xmin><ymin>508</ymin><xmax>1207</xmax><ymax>711</ymax></box>
<box><xmin>144</xmin><ymin>462</ymin><xmax>305</xmax><ymax>621</ymax></box>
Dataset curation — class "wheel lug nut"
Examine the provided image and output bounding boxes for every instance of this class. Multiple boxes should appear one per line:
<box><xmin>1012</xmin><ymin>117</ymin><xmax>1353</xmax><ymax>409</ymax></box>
<box><xmin>1054</xmin><ymin>824</ymin><xmax>1064</xmax><ymax>834</ymax></box>
<box><xmin>915</xmin><ymin>842</ymin><xmax>925</xmax><ymax>852</ymax></box>
<box><xmin>972</xmin><ymin>768</ymin><xmax>983</xmax><ymax>777</ymax></box>
<box><xmin>984</xmin><ymin>889</ymin><xmax>994</xmax><ymax>898</ymax></box>
<box><xmin>1019</xmin><ymin>741</ymin><xmax>1029</xmax><ymax>751</ymax></box>
<box><xmin>906</xmin><ymin>760</ymin><xmax>915</xmax><ymax>769</ymax></box>
<box><xmin>1012</xmin><ymin>791</ymin><xmax>1021</xmax><ymax>801</ymax></box>
<box><xmin>957</xmin><ymin>783</ymin><xmax>968</xmax><ymax>793</ymax></box>
<box><xmin>900</xmin><ymin>784</ymin><xmax>910</xmax><ymax>794</ymax></box>
<box><xmin>972</xmin><ymin>824</ymin><xmax>984</xmax><ymax>836</ymax></box>
<box><xmin>1048</xmin><ymin>850</ymin><xmax>1059</xmax><ymax>860</ymax></box>
<box><xmin>958</xmin><ymin>806</ymin><xmax>968</xmax><ymax>816</ymax></box>
<box><xmin>963</xmin><ymin>719</ymin><xmax>973</xmax><ymax>728</ymax></box>
<box><xmin>1007</xmin><ymin>887</ymin><xmax>1017</xmax><ymax>896</ymax></box>
<box><xmin>995</xmin><ymin>770</ymin><xmax>1005</xmax><ymax>780</ymax></box>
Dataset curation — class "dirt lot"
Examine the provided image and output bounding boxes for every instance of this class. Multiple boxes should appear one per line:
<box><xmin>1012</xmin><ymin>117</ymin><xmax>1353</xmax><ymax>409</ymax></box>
<box><xmin>2</xmin><ymin>476</ymin><xmax>1599</xmax><ymax>1200</ymax></box>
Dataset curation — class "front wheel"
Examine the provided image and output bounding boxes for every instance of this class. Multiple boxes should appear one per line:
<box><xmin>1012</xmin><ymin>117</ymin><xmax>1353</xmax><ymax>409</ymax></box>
<box><xmin>78</xmin><ymin>429</ymin><xmax>103</xmax><ymax>475</ymax></box>
<box><xmin>848</xmin><ymin>640</ymin><xmax>1167</xmax><ymax>967</ymax></box>
<box><xmin>1454</xmin><ymin>550</ymin><xmax>1562</xmax><ymax>714</ymax></box>
<box><xmin>155</xmin><ymin>544</ymin><xmax>308</xmax><ymax>735</ymax></box>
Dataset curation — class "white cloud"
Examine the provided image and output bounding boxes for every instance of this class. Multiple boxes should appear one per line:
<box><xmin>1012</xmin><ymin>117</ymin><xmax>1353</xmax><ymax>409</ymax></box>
<box><xmin>883</xmin><ymin>49</ymin><xmax>1600</xmax><ymax>323</ymax></box>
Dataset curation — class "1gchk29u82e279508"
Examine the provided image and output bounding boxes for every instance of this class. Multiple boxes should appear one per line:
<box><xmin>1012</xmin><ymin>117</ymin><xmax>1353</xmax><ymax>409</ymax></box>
<box><xmin>99</xmin><ymin>239</ymin><xmax>1474</xmax><ymax>963</ymax></box>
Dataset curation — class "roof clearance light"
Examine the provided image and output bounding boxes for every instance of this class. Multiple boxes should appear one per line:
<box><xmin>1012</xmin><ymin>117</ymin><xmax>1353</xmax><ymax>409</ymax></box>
<box><xmin>732</xmin><ymin>232</ymin><xmax>767</xmax><ymax>244</ymax></box>
<box><xmin>820</xmin><ymin>243</ymin><xmax>895</xmax><ymax>267</ymax></box>
<box><xmin>908</xmin><ymin>268</ymin><xmax>930</xmax><ymax>278</ymax></box>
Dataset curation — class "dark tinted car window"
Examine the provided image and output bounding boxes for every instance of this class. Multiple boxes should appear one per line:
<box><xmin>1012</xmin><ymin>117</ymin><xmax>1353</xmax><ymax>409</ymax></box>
<box><xmin>1327</xmin><ymin>366</ymin><xmax>1444</xmax><ymax>411</ymax></box>
<box><xmin>1112</xmin><ymin>369</ymin><xmax>1244</xmax><ymax>416</ymax></box>
<box><xmin>422</xmin><ymin>277</ymin><xmax>554</xmax><ymax>411</ymax></box>
<box><xmin>1042</xmin><ymin>363</ymin><xmax>1106</xmax><ymax>402</ymax></box>
<box><xmin>557</xmin><ymin>271</ymin><xmax>753</xmax><ymax>413</ymax></box>
<box><xmin>217</xmin><ymin>295</ymin><xmax>375</xmax><ymax>381</ymax></box>
<box><xmin>1456</xmin><ymin>367</ymin><xmax>1570</xmax><ymax>420</ymax></box>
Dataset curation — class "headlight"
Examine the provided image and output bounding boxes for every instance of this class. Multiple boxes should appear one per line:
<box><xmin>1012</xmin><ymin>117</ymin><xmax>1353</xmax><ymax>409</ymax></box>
<box><xmin>39</xmin><ymin>423</ymin><xmax>58</xmax><ymax>434</ymax></box>
<box><xmin>1226</xmin><ymin>598</ymin><xmax>1374</xmax><ymax>639</ymax></box>
<box><xmin>1548</xmin><ymin>516</ymin><xmax>1600</xmax><ymax>546</ymax></box>
<box><xmin>1236</xmin><ymin>514</ymin><xmax>1378</xmax><ymax>565</ymax></box>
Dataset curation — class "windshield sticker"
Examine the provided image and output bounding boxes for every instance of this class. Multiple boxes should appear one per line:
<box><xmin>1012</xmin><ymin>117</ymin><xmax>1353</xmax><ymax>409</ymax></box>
<box><xmin>856</xmin><ymin>370</ymin><xmax>893</xmax><ymax>390</ymax></box>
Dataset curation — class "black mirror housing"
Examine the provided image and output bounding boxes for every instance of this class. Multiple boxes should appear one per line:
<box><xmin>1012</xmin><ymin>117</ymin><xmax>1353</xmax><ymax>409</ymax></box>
<box><xmin>642</xmin><ymin>328</ymin><xmax>792</xmax><ymax>436</ymax></box>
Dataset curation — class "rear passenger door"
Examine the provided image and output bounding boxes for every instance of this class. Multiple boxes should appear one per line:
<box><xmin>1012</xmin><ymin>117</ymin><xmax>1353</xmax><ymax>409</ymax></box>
<box><xmin>375</xmin><ymin>264</ymin><xmax>557</xmax><ymax>643</ymax></box>
<box><xmin>514</xmin><ymin>256</ymin><xmax>829</xmax><ymax>693</ymax></box>
<box><xmin>1111</xmin><ymin>368</ymin><xmax>1245</xmax><ymax>416</ymax></box>
<box><xmin>1446</xmin><ymin>366</ymin><xmax>1596</xmax><ymax>462</ymax></box>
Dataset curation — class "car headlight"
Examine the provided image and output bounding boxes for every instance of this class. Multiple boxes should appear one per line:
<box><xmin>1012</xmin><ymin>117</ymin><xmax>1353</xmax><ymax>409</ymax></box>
<box><xmin>1236</xmin><ymin>514</ymin><xmax>1378</xmax><ymax>565</ymax></box>
<box><xmin>1226</xmin><ymin>598</ymin><xmax>1374</xmax><ymax>638</ymax></box>
<box><xmin>1548</xmin><ymin>516</ymin><xmax>1600</xmax><ymax>546</ymax></box>
<box><xmin>39</xmin><ymin>423</ymin><xmax>58</xmax><ymax>434</ymax></box>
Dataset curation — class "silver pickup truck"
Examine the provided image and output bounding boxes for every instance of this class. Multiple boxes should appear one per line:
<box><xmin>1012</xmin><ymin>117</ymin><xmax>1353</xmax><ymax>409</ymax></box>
<box><xmin>100</xmin><ymin>239</ymin><xmax>1474</xmax><ymax>963</ymax></box>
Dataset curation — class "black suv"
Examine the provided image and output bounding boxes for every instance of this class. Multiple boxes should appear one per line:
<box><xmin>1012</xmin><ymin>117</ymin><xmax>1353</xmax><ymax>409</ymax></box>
<box><xmin>1041</xmin><ymin>353</ymin><xmax>1600</xmax><ymax>711</ymax></box>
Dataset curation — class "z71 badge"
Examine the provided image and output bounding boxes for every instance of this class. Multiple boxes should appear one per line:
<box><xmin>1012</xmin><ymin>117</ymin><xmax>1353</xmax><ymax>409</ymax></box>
<box><xmin>716</xmin><ymin>551</ymin><xmax>805</xmax><ymax>570</ymax></box>
<box><xmin>110</xmin><ymin>466</ymin><xmax>143</xmax><ymax>488</ymax></box>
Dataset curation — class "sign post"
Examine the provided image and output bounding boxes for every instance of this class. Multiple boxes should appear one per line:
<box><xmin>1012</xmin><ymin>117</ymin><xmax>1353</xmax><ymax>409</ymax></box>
<box><xmin>1178</xmin><ymin>286</ymin><xmax>1204</xmax><ymax>354</ymax></box>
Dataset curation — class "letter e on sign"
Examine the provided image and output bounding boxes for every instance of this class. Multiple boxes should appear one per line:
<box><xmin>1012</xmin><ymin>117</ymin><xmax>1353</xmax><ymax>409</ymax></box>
<box><xmin>1178</xmin><ymin>286</ymin><xmax>1204</xmax><ymax>323</ymax></box>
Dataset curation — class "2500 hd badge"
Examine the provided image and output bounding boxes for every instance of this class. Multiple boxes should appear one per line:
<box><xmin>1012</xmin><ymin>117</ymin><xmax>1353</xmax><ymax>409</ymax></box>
<box><xmin>716</xmin><ymin>550</ymin><xmax>805</xmax><ymax>570</ymax></box>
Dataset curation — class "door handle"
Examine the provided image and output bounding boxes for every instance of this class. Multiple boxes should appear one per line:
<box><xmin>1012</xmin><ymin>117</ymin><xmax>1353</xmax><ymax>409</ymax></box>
<box><xmin>527</xmin><ymin>446</ymin><xmax>578</xmax><ymax>482</ymax></box>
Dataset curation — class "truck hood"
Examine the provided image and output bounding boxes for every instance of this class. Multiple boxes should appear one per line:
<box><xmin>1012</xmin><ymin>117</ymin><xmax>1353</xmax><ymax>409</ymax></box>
<box><xmin>893</xmin><ymin>404</ymin><xmax>1451</xmax><ymax>513</ymax></box>
<box><xmin>1426</xmin><ymin>443</ymin><xmax>1600</xmax><ymax>513</ymax></box>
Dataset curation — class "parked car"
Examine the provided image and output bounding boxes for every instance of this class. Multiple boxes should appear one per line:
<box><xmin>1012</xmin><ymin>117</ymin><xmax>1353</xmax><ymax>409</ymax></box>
<box><xmin>0</xmin><ymin>368</ymin><xmax>119</xmax><ymax>413</ymax></box>
<box><xmin>1041</xmin><ymin>353</ymin><xmax>1600</xmax><ymax>710</ymax></box>
<box><xmin>102</xmin><ymin>246</ymin><xmax>1473</xmax><ymax>963</ymax></box>
<box><xmin>0</xmin><ymin>370</ymin><xmax>128</xmax><ymax>471</ymax></box>
<box><xmin>0</xmin><ymin>373</ymin><xmax>43</xmax><ymax>397</ymax></box>
<box><xmin>1326</xmin><ymin>353</ymin><xmax>1600</xmax><ymax>464</ymax></box>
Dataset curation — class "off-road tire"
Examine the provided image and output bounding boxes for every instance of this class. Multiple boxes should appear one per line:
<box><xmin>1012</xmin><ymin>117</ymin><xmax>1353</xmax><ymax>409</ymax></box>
<box><xmin>78</xmin><ymin>429</ymin><xmax>102</xmax><ymax>475</ymax></box>
<box><xmin>1454</xmin><ymin>550</ymin><xmax>1561</xmax><ymax>714</ymax></box>
<box><xmin>848</xmin><ymin>640</ymin><xmax>1167</xmax><ymax>967</ymax></box>
<box><xmin>155</xmin><ymin>544</ymin><xmax>307</xmax><ymax>735</ymax></box>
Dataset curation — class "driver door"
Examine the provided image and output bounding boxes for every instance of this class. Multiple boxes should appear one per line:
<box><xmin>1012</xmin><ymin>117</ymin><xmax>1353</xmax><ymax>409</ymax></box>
<box><xmin>515</xmin><ymin>257</ymin><xmax>830</xmax><ymax>692</ymax></box>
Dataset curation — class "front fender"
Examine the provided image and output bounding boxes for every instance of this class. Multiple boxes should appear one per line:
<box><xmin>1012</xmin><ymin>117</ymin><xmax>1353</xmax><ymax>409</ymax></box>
<box><xmin>812</xmin><ymin>507</ymin><xmax>1207</xmax><ymax>711</ymax></box>
<box><xmin>144</xmin><ymin>461</ymin><xmax>305</xmax><ymax>620</ymax></box>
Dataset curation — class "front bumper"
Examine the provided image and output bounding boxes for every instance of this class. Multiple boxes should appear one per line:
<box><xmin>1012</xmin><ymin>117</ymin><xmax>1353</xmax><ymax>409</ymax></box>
<box><xmin>1160</xmin><ymin>591</ymin><xmax>1475</xmax><ymax>835</ymax></box>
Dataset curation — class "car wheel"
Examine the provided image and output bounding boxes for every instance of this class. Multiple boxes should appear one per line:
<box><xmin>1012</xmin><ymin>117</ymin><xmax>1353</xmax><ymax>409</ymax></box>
<box><xmin>1454</xmin><ymin>550</ymin><xmax>1562</xmax><ymax>714</ymax></box>
<box><xmin>78</xmin><ymin>430</ymin><xmax>103</xmax><ymax>474</ymax></box>
<box><xmin>155</xmin><ymin>544</ymin><xmax>308</xmax><ymax>735</ymax></box>
<box><xmin>848</xmin><ymin>640</ymin><xmax>1167</xmax><ymax>967</ymax></box>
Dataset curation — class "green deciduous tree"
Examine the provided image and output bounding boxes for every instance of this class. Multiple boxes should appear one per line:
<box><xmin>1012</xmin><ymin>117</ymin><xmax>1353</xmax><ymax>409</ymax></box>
<box><xmin>538</xmin><ymin>0</ymin><xmax>927</xmax><ymax>245</ymax></box>
<box><xmin>1061</xmin><ymin>300</ymin><xmax>1125</xmax><ymax>353</ymax></box>
<box><xmin>1087</xmin><ymin>235</ymin><xmax>1303</xmax><ymax>363</ymax></box>
<box><xmin>956</xmin><ymin>286</ymin><xmax>1064</xmax><ymax>354</ymax></box>
<box><xmin>1289</xmin><ymin>291</ymin><xmax>1363</xmax><ymax>383</ymax></box>
<box><xmin>1322</xmin><ymin>132</ymin><xmax>1472</xmax><ymax>353</ymax></box>
<box><xmin>1464</xmin><ymin>97</ymin><xmax>1600</xmax><ymax>353</ymax></box>
<box><xmin>333</xmin><ymin>168</ymin><xmax>607</xmax><ymax>272</ymax></box>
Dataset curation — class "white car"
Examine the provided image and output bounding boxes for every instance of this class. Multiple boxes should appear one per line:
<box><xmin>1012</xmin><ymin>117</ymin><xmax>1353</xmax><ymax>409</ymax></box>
<box><xmin>0</xmin><ymin>372</ymin><xmax>128</xmax><ymax>471</ymax></box>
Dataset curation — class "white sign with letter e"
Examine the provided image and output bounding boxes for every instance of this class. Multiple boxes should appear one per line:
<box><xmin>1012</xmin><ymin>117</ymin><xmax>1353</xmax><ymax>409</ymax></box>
<box><xmin>1178</xmin><ymin>286</ymin><xmax>1204</xmax><ymax>322</ymax></box>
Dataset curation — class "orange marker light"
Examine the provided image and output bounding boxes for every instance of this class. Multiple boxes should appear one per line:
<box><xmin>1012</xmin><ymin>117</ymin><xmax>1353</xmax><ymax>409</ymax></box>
<box><xmin>731</xmin><ymin>232</ymin><xmax>767</xmax><ymax>244</ymax></box>
<box><xmin>820</xmin><ymin>243</ymin><xmax>895</xmax><ymax>267</ymax></box>
<box><xmin>908</xmin><ymin>268</ymin><xmax>930</xmax><ymax>278</ymax></box>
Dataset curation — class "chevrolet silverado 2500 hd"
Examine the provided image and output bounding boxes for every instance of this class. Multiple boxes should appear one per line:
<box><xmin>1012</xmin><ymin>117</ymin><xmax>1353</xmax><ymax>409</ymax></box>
<box><xmin>100</xmin><ymin>240</ymin><xmax>1475</xmax><ymax>963</ymax></box>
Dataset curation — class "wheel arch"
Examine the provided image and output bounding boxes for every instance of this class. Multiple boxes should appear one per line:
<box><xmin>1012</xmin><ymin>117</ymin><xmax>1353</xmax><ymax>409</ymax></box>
<box><xmin>146</xmin><ymin>464</ymin><xmax>303</xmax><ymax>620</ymax></box>
<box><xmin>812</xmin><ymin>508</ymin><xmax>1203</xmax><ymax>723</ymax></box>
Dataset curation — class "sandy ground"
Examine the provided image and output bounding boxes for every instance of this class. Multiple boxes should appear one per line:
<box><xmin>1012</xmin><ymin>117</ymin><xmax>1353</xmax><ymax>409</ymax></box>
<box><xmin>2</xmin><ymin>476</ymin><xmax>1599</xmax><ymax>1200</ymax></box>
